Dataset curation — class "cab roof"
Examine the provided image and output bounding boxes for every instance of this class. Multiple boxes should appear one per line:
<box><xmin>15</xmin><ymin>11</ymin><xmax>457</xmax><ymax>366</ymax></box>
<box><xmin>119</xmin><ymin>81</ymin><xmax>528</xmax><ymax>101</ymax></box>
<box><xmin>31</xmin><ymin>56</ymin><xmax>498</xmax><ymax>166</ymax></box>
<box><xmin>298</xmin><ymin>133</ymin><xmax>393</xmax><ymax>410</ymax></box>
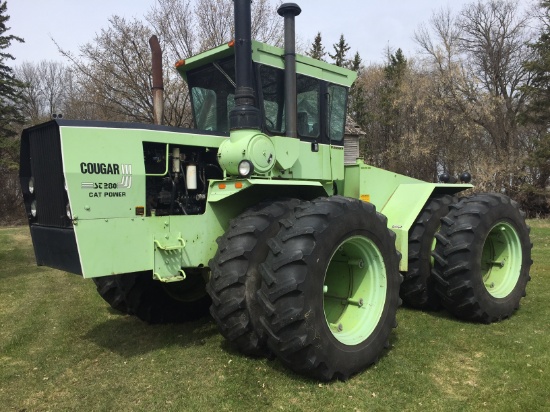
<box><xmin>176</xmin><ymin>40</ymin><xmax>357</xmax><ymax>88</ymax></box>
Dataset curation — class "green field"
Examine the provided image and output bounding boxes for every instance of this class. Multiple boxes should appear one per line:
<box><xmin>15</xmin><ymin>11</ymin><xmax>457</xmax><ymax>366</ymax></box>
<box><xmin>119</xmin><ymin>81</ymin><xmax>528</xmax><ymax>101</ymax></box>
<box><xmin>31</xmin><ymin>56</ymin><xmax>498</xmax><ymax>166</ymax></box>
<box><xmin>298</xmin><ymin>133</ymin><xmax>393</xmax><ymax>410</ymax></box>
<box><xmin>1</xmin><ymin>222</ymin><xmax>549</xmax><ymax>411</ymax></box>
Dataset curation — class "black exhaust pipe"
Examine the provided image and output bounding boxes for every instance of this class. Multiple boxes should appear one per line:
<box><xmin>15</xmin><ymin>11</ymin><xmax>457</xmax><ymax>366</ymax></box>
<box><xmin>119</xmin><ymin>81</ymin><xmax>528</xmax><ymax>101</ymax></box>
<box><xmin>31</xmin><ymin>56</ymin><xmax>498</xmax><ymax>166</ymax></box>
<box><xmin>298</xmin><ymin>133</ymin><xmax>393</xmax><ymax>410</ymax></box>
<box><xmin>229</xmin><ymin>0</ymin><xmax>261</xmax><ymax>131</ymax></box>
<box><xmin>278</xmin><ymin>3</ymin><xmax>301</xmax><ymax>138</ymax></box>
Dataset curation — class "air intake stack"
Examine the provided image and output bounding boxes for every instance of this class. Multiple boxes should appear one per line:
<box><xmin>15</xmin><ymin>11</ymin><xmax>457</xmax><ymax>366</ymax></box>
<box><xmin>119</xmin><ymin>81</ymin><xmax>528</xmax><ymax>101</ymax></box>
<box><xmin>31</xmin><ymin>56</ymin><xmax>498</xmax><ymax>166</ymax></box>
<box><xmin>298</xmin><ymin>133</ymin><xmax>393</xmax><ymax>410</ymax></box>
<box><xmin>277</xmin><ymin>3</ymin><xmax>301</xmax><ymax>138</ymax></box>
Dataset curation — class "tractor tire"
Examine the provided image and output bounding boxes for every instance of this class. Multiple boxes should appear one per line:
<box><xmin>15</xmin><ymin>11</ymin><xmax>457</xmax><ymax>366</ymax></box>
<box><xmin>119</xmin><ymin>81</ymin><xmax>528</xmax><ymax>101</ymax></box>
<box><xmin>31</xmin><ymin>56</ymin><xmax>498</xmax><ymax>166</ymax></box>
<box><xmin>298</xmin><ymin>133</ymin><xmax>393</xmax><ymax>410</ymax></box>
<box><xmin>207</xmin><ymin>199</ymin><xmax>301</xmax><ymax>357</ymax></box>
<box><xmin>117</xmin><ymin>270</ymin><xmax>211</xmax><ymax>324</ymax></box>
<box><xmin>257</xmin><ymin>196</ymin><xmax>402</xmax><ymax>381</ymax></box>
<box><xmin>92</xmin><ymin>275</ymin><xmax>128</xmax><ymax>313</ymax></box>
<box><xmin>432</xmin><ymin>193</ymin><xmax>532</xmax><ymax>323</ymax></box>
<box><xmin>400</xmin><ymin>195</ymin><xmax>456</xmax><ymax>309</ymax></box>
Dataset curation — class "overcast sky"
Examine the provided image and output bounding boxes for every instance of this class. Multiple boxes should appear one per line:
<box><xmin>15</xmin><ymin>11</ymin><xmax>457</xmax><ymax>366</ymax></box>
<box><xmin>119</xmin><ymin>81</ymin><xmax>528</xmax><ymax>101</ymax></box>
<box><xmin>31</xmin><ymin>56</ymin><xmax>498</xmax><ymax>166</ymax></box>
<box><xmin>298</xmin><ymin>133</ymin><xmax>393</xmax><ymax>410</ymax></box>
<box><xmin>7</xmin><ymin>0</ymin><xmax>533</xmax><ymax>66</ymax></box>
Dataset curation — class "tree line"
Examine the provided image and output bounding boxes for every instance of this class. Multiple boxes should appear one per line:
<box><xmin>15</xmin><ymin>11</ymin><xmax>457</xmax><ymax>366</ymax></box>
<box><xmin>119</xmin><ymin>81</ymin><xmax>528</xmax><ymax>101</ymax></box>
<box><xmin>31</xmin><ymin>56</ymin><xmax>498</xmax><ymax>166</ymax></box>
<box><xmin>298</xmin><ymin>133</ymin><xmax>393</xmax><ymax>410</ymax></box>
<box><xmin>1</xmin><ymin>0</ymin><xmax>549</xmax><ymax>224</ymax></box>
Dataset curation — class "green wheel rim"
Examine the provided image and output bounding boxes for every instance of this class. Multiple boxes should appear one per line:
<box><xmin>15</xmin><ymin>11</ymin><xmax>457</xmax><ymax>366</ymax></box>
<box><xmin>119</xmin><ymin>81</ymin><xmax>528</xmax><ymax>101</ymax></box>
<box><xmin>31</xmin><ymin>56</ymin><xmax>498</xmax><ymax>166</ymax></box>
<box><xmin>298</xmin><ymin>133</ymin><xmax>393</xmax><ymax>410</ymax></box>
<box><xmin>430</xmin><ymin>225</ymin><xmax>439</xmax><ymax>267</ymax></box>
<box><xmin>323</xmin><ymin>236</ymin><xmax>387</xmax><ymax>346</ymax></box>
<box><xmin>481</xmin><ymin>222</ymin><xmax>522</xmax><ymax>298</ymax></box>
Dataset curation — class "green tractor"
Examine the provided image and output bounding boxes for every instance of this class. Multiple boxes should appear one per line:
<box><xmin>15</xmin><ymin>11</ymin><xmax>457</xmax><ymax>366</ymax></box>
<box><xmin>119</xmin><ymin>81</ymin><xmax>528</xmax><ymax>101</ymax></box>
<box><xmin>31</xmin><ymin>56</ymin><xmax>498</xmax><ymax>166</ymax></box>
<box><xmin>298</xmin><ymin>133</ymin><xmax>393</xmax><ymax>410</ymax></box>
<box><xmin>19</xmin><ymin>1</ymin><xmax>532</xmax><ymax>381</ymax></box>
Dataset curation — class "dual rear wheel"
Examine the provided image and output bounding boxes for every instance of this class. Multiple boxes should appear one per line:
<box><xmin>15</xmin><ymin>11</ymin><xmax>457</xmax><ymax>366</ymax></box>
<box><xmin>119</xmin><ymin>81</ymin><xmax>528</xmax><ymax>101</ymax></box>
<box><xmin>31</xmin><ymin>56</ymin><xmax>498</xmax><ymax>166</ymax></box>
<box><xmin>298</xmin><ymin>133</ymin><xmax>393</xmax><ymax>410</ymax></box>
<box><xmin>401</xmin><ymin>193</ymin><xmax>532</xmax><ymax>323</ymax></box>
<box><xmin>208</xmin><ymin>196</ymin><xmax>402</xmax><ymax>380</ymax></box>
<box><xmin>206</xmin><ymin>199</ymin><xmax>302</xmax><ymax>357</ymax></box>
<box><xmin>432</xmin><ymin>193</ymin><xmax>532</xmax><ymax>322</ymax></box>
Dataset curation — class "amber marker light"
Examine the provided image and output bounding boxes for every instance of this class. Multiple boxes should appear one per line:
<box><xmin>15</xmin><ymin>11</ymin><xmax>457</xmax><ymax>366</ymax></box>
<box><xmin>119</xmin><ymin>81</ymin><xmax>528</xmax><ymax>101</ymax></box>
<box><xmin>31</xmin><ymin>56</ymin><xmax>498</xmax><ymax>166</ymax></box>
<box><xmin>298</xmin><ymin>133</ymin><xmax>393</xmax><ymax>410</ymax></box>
<box><xmin>235</xmin><ymin>182</ymin><xmax>243</xmax><ymax>189</ymax></box>
<box><xmin>175</xmin><ymin>59</ymin><xmax>185</xmax><ymax>68</ymax></box>
<box><xmin>219</xmin><ymin>183</ymin><xmax>227</xmax><ymax>189</ymax></box>
<box><xmin>227</xmin><ymin>40</ymin><xmax>235</xmax><ymax>47</ymax></box>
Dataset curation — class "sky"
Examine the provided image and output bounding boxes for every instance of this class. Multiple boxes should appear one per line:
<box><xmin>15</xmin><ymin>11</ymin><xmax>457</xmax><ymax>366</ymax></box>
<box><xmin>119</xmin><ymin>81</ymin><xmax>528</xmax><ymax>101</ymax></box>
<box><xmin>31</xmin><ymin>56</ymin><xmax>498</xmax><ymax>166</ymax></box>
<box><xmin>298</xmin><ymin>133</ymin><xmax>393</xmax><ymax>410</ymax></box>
<box><xmin>7</xmin><ymin>0</ymin><xmax>533</xmax><ymax>67</ymax></box>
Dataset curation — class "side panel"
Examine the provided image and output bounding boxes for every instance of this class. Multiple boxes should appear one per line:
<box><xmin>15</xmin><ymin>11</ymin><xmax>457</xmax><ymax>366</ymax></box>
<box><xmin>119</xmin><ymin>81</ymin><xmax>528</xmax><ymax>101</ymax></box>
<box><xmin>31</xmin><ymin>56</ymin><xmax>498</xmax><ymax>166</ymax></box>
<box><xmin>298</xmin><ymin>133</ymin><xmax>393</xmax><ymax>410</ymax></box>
<box><xmin>58</xmin><ymin>125</ymin><xmax>228</xmax><ymax>278</ymax></box>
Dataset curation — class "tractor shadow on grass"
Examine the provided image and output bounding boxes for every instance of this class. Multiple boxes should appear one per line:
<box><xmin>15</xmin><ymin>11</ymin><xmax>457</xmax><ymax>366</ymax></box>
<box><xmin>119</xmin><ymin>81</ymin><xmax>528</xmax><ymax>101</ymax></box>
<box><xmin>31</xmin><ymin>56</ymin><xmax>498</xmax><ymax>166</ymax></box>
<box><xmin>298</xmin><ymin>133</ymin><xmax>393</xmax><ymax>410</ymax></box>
<box><xmin>82</xmin><ymin>313</ymin><xmax>219</xmax><ymax>358</ymax></box>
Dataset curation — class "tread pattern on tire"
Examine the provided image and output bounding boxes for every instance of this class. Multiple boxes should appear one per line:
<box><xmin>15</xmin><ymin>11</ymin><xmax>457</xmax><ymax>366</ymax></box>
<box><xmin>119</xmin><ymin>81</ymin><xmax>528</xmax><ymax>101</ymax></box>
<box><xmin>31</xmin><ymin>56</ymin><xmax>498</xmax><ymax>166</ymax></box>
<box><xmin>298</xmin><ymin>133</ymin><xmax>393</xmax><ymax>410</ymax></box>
<box><xmin>432</xmin><ymin>193</ymin><xmax>532</xmax><ymax>323</ymax></box>
<box><xmin>257</xmin><ymin>196</ymin><xmax>402</xmax><ymax>381</ymax></box>
<box><xmin>401</xmin><ymin>195</ymin><xmax>456</xmax><ymax>309</ymax></box>
<box><xmin>207</xmin><ymin>199</ymin><xmax>301</xmax><ymax>357</ymax></box>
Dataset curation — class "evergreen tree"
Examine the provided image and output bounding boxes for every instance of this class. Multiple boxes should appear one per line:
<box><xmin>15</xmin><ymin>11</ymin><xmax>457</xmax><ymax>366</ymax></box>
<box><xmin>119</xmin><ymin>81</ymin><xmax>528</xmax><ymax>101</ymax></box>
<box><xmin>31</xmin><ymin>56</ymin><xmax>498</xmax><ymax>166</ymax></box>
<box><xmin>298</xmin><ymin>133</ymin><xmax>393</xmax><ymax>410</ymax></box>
<box><xmin>0</xmin><ymin>0</ymin><xmax>25</xmax><ymax>169</ymax></box>
<box><xmin>349</xmin><ymin>51</ymin><xmax>362</xmax><ymax>72</ymax></box>
<box><xmin>348</xmin><ymin>52</ymin><xmax>365</xmax><ymax>124</ymax></box>
<box><xmin>384</xmin><ymin>48</ymin><xmax>407</xmax><ymax>81</ymax></box>
<box><xmin>329</xmin><ymin>34</ymin><xmax>350</xmax><ymax>67</ymax></box>
<box><xmin>307</xmin><ymin>32</ymin><xmax>326</xmax><ymax>61</ymax></box>
<box><xmin>380</xmin><ymin>48</ymin><xmax>408</xmax><ymax>150</ymax></box>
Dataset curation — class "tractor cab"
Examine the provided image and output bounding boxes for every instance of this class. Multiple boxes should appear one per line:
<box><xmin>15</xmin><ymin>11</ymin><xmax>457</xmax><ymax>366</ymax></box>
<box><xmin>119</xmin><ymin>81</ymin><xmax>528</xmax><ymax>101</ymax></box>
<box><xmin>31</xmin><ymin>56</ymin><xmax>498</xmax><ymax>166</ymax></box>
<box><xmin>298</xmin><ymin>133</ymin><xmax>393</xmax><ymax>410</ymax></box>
<box><xmin>176</xmin><ymin>41</ymin><xmax>357</xmax><ymax>181</ymax></box>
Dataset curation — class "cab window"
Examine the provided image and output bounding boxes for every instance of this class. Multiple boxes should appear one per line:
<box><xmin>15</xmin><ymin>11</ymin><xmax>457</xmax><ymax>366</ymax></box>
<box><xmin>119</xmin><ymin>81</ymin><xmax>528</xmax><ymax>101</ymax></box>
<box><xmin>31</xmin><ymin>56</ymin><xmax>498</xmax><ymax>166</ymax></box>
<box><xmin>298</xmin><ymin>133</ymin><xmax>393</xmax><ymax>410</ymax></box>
<box><xmin>327</xmin><ymin>84</ymin><xmax>347</xmax><ymax>143</ymax></box>
<box><xmin>187</xmin><ymin>57</ymin><xmax>236</xmax><ymax>133</ymax></box>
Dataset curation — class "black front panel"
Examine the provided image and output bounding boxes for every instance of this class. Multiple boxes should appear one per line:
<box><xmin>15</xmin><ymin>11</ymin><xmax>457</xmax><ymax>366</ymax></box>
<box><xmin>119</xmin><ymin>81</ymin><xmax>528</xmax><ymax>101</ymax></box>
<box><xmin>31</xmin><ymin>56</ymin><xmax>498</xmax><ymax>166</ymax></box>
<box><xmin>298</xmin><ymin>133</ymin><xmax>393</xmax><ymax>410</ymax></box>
<box><xmin>20</xmin><ymin>121</ymin><xmax>71</xmax><ymax>228</ymax></box>
<box><xmin>20</xmin><ymin>121</ymin><xmax>80</xmax><ymax>275</ymax></box>
<box><xmin>30</xmin><ymin>225</ymin><xmax>82</xmax><ymax>275</ymax></box>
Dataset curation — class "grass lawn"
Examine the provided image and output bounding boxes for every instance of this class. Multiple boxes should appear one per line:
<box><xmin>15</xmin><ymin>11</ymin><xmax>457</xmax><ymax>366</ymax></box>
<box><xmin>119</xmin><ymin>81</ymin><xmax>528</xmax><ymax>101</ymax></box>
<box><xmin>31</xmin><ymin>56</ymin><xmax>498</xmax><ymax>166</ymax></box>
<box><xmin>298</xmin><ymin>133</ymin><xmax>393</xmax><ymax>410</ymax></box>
<box><xmin>1</xmin><ymin>221</ymin><xmax>549</xmax><ymax>411</ymax></box>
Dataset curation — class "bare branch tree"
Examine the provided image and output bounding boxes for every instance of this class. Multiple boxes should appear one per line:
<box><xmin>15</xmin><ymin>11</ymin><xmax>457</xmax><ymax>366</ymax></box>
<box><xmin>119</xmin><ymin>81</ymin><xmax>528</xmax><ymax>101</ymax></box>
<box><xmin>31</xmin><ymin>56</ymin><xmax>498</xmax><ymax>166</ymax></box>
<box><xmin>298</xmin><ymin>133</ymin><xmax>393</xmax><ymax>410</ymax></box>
<box><xmin>147</xmin><ymin>0</ymin><xmax>197</xmax><ymax>59</ymax></box>
<box><xmin>57</xmin><ymin>17</ymin><xmax>172</xmax><ymax>124</ymax></box>
<box><xmin>413</xmin><ymin>0</ymin><xmax>536</xmax><ymax>195</ymax></box>
<box><xmin>16</xmin><ymin>60</ymin><xmax>72</xmax><ymax>123</ymax></box>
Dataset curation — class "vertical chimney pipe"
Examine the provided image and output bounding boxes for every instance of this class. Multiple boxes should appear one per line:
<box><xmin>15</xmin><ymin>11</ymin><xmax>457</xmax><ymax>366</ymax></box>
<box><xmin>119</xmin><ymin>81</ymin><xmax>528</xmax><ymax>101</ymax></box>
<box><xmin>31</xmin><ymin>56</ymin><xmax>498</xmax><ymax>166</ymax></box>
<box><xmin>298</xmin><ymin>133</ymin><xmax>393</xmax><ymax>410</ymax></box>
<box><xmin>149</xmin><ymin>35</ymin><xmax>164</xmax><ymax>125</ymax></box>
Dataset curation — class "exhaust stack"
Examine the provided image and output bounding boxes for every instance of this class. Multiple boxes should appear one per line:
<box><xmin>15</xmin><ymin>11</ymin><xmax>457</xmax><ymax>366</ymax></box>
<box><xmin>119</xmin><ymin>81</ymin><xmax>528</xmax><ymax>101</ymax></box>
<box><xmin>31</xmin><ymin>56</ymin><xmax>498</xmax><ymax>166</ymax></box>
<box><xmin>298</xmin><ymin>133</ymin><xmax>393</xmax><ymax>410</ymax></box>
<box><xmin>229</xmin><ymin>0</ymin><xmax>261</xmax><ymax>130</ymax></box>
<box><xmin>149</xmin><ymin>35</ymin><xmax>164</xmax><ymax>125</ymax></box>
<box><xmin>278</xmin><ymin>3</ymin><xmax>301</xmax><ymax>138</ymax></box>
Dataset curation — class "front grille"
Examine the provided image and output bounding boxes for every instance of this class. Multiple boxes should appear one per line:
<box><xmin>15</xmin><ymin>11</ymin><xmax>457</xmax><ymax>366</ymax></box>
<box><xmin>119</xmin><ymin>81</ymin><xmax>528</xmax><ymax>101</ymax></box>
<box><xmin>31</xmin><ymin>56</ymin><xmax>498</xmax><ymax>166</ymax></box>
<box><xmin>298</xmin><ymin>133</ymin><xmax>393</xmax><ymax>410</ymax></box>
<box><xmin>20</xmin><ymin>121</ymin><xmax>70</xmax><ymax>228</ymax></box>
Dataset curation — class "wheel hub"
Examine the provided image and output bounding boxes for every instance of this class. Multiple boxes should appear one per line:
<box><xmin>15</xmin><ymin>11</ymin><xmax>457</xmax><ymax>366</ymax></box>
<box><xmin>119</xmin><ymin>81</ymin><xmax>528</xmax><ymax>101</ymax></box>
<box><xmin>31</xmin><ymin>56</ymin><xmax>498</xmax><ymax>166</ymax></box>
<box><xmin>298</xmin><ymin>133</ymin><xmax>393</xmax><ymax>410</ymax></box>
<box><xmin>323</xmin><ymin>236</ymin><xmax>387</xmax><ymax>345</ymax></box>
<box><xmin>481</xmin><ymin>222</ymin><xmax>522</xmax><ymax>298</ymax></box>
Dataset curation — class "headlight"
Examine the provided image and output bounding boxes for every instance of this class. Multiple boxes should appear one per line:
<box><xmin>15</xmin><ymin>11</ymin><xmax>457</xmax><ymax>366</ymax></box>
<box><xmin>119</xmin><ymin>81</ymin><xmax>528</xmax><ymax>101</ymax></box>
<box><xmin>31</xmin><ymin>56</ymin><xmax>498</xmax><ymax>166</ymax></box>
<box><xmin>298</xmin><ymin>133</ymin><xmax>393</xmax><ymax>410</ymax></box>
<box><xmin>66</xmin><ymin>203</ymin><xmax>72</xmax><ymax>219</ymax></box>
<box><xmin>238</xmin><ymin>160</ymin><xmax>254</xmax><ymax>177</ymax></box>
<box><xmin>29</xmin><ymin>177</ymin><xmax>35</xmax><ymax>194</ymax></box>
<box><xmin>30</xmin><ymin>200</ymin><xmax>37</xmax><ymax>217</ymax></box>
<box><xmin>64</xmin><ymin>179</ymin><xmax>68</xmax><ymax>192</ymax></box>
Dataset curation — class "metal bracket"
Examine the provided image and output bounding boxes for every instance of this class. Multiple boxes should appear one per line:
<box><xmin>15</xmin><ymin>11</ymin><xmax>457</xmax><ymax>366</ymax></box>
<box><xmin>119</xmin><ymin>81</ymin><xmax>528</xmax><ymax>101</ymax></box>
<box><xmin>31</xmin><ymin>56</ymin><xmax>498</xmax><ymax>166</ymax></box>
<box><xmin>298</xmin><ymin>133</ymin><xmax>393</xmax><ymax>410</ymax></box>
<box><xmin>153</xmin><ymin>233</ymin><xmax>187</xmax><ymax>282</ymax></box>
